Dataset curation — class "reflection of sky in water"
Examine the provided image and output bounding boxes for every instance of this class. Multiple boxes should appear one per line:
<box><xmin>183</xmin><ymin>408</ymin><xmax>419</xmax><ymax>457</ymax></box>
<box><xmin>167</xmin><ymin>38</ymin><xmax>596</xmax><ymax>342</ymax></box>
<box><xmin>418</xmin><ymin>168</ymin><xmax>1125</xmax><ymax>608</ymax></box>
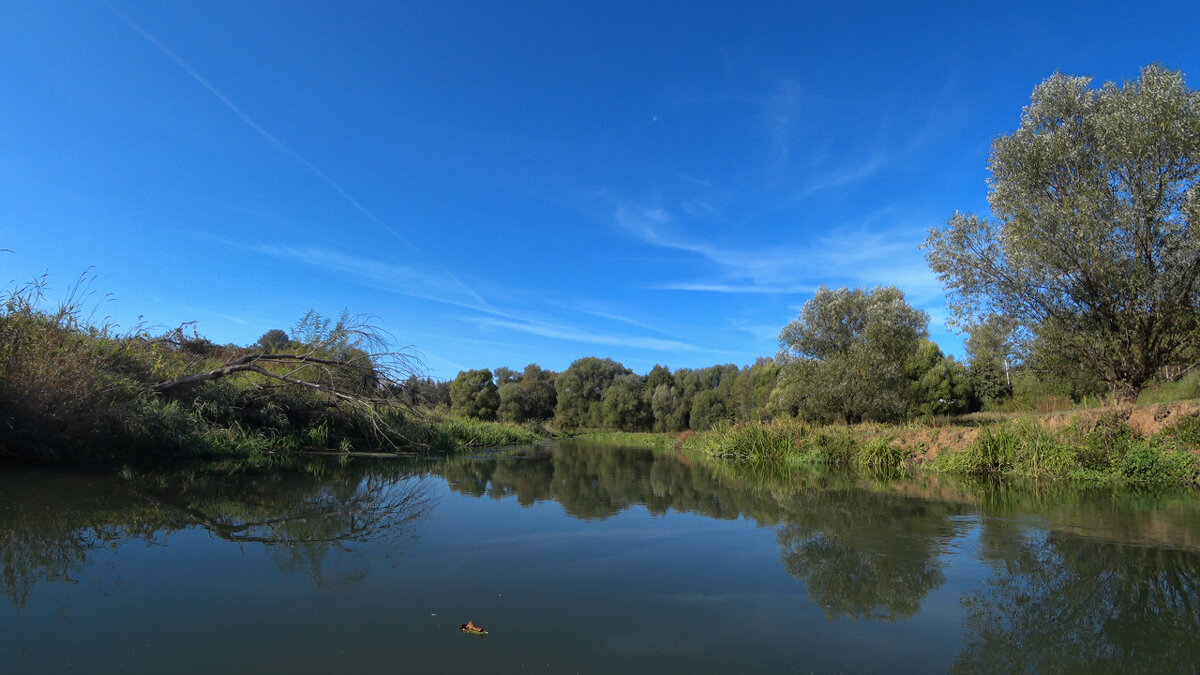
<box><xmin>2</xmin><ymin>444</ymin><xmax>1199</xmax><ymax>673</ymax></box>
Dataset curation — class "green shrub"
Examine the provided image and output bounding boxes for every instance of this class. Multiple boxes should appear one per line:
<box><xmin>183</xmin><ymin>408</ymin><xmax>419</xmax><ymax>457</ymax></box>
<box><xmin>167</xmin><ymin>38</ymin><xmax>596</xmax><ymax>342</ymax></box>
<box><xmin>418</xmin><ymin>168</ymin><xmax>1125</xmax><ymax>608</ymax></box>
<box><xmin>1119</xmin><ymin>442</ymin><xmax>1199</xmax><ymax>484</ymax></box>
<box><xmin>933</xmin><ymin>420</ymin><xmax>1073</xmax><ymax>478</ymax></box>
<box><xmin>856</xmin><ymin>437</ymin><xmax>909</xmax><ymax>470</ymax></box>
<box><xmin>1076</xmin><ymin>413</ymin><xmax>1137</xmax><ymax>470</ymax></box>
<box><xmin>435</xmin><ymin>415</ymin><xmax>540</xmax><ymax>447</ymax></box>
<box><xmin>809</xmin><ymin>427</ymin><xmax>857</xmax><ymax>465</ymax></box>
<box><xmin>1155</xmin><ymin>414</ymin><xmax>1200</xmax><ymax>450</ymax></box>
<box><xmin>681</xmin><ymin>420</ymin><xmax>804</xmax><ymax>461</ymax></box>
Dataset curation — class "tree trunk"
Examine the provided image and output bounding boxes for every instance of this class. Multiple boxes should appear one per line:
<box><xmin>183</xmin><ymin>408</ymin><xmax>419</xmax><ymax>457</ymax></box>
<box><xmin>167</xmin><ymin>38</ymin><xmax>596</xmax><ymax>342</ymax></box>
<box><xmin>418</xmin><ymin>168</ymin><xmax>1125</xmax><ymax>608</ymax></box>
<box><xmin>1109</xmin><ymin>379</ymin><xmax>1142</xmax><ymax>405</ymax></box>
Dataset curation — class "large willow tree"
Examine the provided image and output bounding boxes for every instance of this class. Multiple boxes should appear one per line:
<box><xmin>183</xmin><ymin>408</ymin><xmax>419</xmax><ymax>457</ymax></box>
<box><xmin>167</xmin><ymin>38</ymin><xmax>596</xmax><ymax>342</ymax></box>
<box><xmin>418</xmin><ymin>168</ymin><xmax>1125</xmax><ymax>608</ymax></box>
<box><xmin>776</xmin><ymin>286</ymin><xmax>928</xmax><ymax>423</ymax></box>
<box><xmin>926</xmin><ymin>65</ymin><xmax>1200</xmax><ymax>403</ymax></box>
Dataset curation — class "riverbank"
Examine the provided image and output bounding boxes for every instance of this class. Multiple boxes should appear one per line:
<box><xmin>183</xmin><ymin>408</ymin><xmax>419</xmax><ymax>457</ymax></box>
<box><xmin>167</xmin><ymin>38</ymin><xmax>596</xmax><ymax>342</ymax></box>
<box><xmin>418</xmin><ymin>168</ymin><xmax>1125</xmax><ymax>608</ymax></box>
<box><xmin>678</xmin><ymin>402</ymin><xmax>1200</xmax><ymax>486</ymax></box>
<box><xmin>0</xmin><ymin>291</ymin><xmax>543</xmax><ymax>463</ymax></box>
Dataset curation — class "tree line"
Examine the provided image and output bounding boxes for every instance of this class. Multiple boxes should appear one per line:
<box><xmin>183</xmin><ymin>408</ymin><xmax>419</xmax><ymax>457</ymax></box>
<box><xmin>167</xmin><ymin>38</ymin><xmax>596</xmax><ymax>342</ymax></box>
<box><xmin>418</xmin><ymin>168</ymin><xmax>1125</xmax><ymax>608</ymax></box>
<box><xmin>423</xmin><ymin>285</ymin><xmax>1047</xmax><ymax>431</ymax></box>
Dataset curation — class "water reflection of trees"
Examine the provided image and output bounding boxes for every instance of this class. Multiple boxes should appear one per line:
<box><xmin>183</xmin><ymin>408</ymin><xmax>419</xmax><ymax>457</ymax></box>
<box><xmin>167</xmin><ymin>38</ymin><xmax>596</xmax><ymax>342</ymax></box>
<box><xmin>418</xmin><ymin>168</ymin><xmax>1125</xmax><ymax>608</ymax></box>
<box><xmin>439</xmin><ymin>444</ymin><xmax>758</xmax><ymax>521</ymax></box>
<box><xmin>954</xmin><ymin>528</ymin><xmax>1200</xmax><ymax>673</ymax></box>
<box><xmin>1</xmin><ymin>471</ymin><xmax>162</xmax><ymax>607</ymax></box>
<box><xmin>437</xmin><ymin>442</ymin><xmax>1200</xmax><ymax>648</ymax></box>
<box><xmin>0</xmin><ymin>463</ymin><xmax>434</xmax><ymax>603</ymax></box>
<box><xmin>6</xmin><ymin>443</ymin><xmax>1200</xmax><ymax>669</ymax></box>
<box><xmin>137</xmin><ymin>468</ymin><xmax>433</xmax><ymax>589</ymax></box>
<box><xmin>439</xmin><ymin>443</ymin><xmax>965</xmax><ymax>619</ymax></box>
<box><xmin>777</xmin><ymin>490</ymin><xmax>966</xmax><ymax>621</ymax></box>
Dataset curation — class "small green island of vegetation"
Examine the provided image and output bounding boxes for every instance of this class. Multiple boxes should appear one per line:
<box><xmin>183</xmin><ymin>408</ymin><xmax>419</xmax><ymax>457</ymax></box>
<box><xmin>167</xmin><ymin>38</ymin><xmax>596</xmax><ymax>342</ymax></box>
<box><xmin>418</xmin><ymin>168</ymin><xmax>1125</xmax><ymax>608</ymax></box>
<box><xmin>3</xmin><ymin>65</ymin><xmax>1200</xmax><ymax>486</ymax></box>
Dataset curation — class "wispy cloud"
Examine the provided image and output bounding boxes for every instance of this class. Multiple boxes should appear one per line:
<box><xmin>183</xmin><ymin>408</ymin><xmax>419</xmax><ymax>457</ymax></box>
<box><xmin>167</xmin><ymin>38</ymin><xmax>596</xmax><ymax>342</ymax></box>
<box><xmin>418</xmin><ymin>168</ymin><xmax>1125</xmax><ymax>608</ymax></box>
<box><xmin>793</xmin><ymin>153</ymin><xmax>889</xmax><ymax>199</ymax></box>
<box><xmin>613</xmin><ymin>200</ymin><xmax>939</xmax><ymax>299</ymax></box>
<box><xmin>253</xmin><ymin>244</ymin><xmax>497</xmax><ymax>313</ymax></box>
<box><xmin>657</xmin><ymin>167</ymin><xmax>715</xmax><ymax>189</ymax></box>
<box><xmin>143</xmin><ymin>295</ymin><xmax>260</xmax><ymax>332</ymax></box>
<box><xmin>650</xmin><ymin>282</ymin><xmax>816</xmax><ymax>294</ymax></box>
<box><xmin>470</xmin><ymin>316</ymin><xmax>701</xmax><ymax>353</ymax></box>
<box><xmin>614</xmin><ymin>204</ymin><xmax>711</xmax><ymax>255</ymax></box>
<box><xmin>764</xmin><ymin>77</ymin><xmax>804</xmax><ymax>171</ymax></box>
<box><xmin>727</xmin><ymin>318</ymin><xmax>788</xmax><ymax>346</ymax></box>
<box><xmin>252</xmin><ymin>243</ymin><xmax>709</xmax><ymax>356</ymax></box>
<box><xmin>575</xmin><ymin>307</ymin><xmax>677</xmax><ymax>336</ymax></box>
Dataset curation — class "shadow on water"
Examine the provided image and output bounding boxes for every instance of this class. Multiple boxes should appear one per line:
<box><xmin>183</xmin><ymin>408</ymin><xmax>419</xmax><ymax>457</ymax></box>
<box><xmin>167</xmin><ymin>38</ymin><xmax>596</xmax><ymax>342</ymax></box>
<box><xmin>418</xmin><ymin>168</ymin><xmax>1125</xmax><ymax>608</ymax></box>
<box><xmin>2</xmin><ymin>440</ymin><xmax>1199</xmax><ymax>670</ymax></box>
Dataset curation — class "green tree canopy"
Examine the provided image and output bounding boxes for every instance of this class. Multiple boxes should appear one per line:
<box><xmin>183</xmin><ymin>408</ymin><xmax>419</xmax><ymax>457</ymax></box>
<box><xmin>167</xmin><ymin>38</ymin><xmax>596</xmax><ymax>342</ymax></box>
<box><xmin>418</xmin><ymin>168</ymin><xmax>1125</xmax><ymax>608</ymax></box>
<box><xmin>778</xmin><ymin>286</ymin><xmax>928</xmax><ymax>423</ymax></box>
<box><xmin>964</xmin><ymin>315</ymin><xmax>1017</xmax><ymax>406</ymax></box>
<box><xmin>493</xmin><ymin>367</ymin><xmax>521</xmax><ymax>385</ymax></box>
<box><xmin>601</xmin><ymin>373</ymin><xmax>652</xmax><ymax>431</ymax></box>
<box><xmin>496</xmin><ymin>381</ymin><xmax>530</xmax><ymax>423</ymax></box>
<box><xmin>926</xmin><ymin>65</ymin><xmax>1200</xmax><ymax>403</ymax></box>
<box><xmin>255</xmin><ymin>329</ymin><xmax>292</xmax><ymax>353</ymax></box>
<box><xmin>689</xmin><ymin>388</ymin><xmax>729</xmax><ymax>431</ymax></box>
<box><xmin>554</xmin><ymin>357</ymin><xmax>631</xmax><ymax>428</ymax></box>
<box><xmin>518</xmin><ymin>363</ymin><xmax>557</xmax><ymax>421</ymax></box>
<box><xmin>650</xmin><ymin>383</ymin><xmax>687</xmax><ymax>432</ymax></box>
<box><xmin>449</xmin><ymin>369</ymin><xmax>499</xmax><ymax>420</ymax></box>
<box><xmin>907</xmin><ymin>341</ymin><xmax>973</xmax><ymax>417</ymax></box>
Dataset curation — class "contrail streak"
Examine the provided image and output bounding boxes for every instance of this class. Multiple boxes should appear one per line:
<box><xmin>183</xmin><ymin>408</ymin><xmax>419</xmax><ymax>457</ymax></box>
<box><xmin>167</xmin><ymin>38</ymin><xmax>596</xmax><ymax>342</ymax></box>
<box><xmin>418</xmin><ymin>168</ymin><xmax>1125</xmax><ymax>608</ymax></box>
<box><xmin>104</xmin><ymin>3</ymin><xmax>496</xmax><ymax>312</ymax></box>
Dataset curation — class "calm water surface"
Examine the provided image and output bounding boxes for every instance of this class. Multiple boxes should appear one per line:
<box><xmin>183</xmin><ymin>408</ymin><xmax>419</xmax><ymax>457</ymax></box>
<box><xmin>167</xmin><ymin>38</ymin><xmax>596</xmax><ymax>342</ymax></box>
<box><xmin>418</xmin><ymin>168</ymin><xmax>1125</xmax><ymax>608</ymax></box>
<box><xmin>2</xmin><ymin>441</ymin><xmax>1198</xmax><ymax>673</ymax></box>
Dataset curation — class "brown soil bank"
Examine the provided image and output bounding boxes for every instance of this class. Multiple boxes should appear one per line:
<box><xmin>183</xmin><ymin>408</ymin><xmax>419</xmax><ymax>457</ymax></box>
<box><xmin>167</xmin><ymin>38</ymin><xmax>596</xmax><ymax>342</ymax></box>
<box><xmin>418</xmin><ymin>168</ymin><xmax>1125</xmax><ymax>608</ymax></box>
<box><xmin>892</xmin><ymin>401</ymin><xmax>1200</xmax><ymax>465</ymax></box>
<box><xmin>1046</xmin><ymin>401</ymin><xmax>1200</xmax><ymax>437</ymax></box>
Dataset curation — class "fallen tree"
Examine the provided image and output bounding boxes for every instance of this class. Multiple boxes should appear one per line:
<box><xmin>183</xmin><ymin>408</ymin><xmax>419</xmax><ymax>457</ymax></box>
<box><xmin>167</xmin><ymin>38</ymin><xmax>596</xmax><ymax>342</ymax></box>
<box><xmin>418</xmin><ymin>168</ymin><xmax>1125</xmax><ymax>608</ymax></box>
<box><xmin>147</xmin><ymin>310</ymin><xmax>428</xmax><ymax>450</ymax></box>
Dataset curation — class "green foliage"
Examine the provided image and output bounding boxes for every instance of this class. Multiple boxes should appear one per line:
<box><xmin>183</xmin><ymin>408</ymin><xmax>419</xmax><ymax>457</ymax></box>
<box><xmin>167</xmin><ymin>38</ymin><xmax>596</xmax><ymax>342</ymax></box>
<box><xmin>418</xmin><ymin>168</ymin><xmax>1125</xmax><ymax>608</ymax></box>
<box><xmin>778</xmin><ymin>286</ymin><xmax>929</xmax><ymax>424</ymax></box>
<box><xmin>927</xmin><ymin>64</ymin><xmax>1200</xmax><ymax>403</ymax></box>
<box><xmin>650</xmin><ymin>383</ymin><xmax>688</xmax><ymax>432</ymax></box>
<box><xmin>1137</xmin><ymin>371</ymin><xmax>1200</xmax><ymax>405</ymax></box>
<box><xmin>688</xmin><ymin>388</ymin><xmax>729</xmax><ymax>431</ymax></box>
<box><xmin>932</xmin><ymin>421</ymin><xmax>1076</xmax><ymax>478</ymax></box>
<box><xmin>968</xmin><ymin>359</ymin><xmax>1011</xmax><ymax>409</ymax></box>
<box><xmin>554</xmin><ymin>357</ymin><xmax>631</xmax><ymax>428</ymax></box>
<box><xmin>1011</xmin><ymin>372</ymin><xmax>1079</xmax><ymax>412</ymax></box>
<box><xmin>0</xmin><ymin>276</ymin><xmax>463</xmax><ymax>461</ymax></box>
<box><xmin>857</xmin><ymin>437</ymin><xmax>909</xmax><ymax>470</ymax></box>
<box><xmin>395</xmin><ymin>374</ymin><xmax>451</xmax><ymax>408</ymax></box>
<box><xmin>644</xmin><ymin>364</ymin><xmax>673</xmax><ymax>395</ymax></box>
<box><xmin>518</xmin><ymin>363</ymin><xmax>557</xmax><ymax>421</ymax></box>
<box><xmin>729</xmin><ymin>358</ymin><xmax>780</xmax><ymax>422</ymax></box>
<box><xmin>600</xmin><ymin>373</ymin><xmax>652</xmax><ymax>431</ymax></box>
<box><xmin>493</xmin><ymin>366</ymin><xmax>520</xmax><ymax>385</ymax></box>
<box><xmin>1117</xmin><ymin>443</ymin><xmax>1197</xmax><ymax>484</ymax></box>
<box><xmin>255</xmin><ymin>329</ymin><xmax>292</xmax><ymax>353</ymax></box>
<box><xmin>682</xmin><ymin>419</ymin><xmax>916</xmax><ymax>469</ymax></box>
<box><xmin>489</xmin><ymin>364</ymin><xmax>558</xmax><ymax>423</ymax></box>
<box><xmin>574</xmin><ymin>430</ymin><xmax>671</xmax><ymax>449</ymax></box>
<box><xmin>434</xmin><ymin>415</ymin><xmax>540</xmax><ymax>447</ymax></box>
<box><xmin>449</xmin><ymin>369</ymin><xmax>500</xmax><ymax>420</ymax></box>
<box><xmin>496</xmin><ymin>381</ymin><xmax>530</xmax><ymax>423</ymax></box>
<box><xmin>809</xmin><ymin>427</ymin><xmax>859</xmax><ymax>465</ymax></box>
<box><xmin>680</xmin><ymin>420</ymin><xmax>805</xmax><ymax>462</ymax></box>
<box><xmin>924</xmin><ymin>414</ymin><xmax>1199</xmax><ymax>485</ymax></box>
<box><xmin>1157</xmin><ymin>414</ymin><xmax>1200</xmax><ymax>449</ymax></box>
<box><xmin>907</xmin><ymin>341</ymin><xmax>973</xmax><ymax>417</ymax></box>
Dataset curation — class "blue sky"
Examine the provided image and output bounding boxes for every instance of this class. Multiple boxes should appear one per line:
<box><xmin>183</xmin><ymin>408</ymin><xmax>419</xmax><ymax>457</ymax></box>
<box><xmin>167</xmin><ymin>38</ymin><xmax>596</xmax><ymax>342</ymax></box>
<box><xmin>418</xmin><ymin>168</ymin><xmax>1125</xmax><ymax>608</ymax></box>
<box><xmin>2</xmin><ymin>1</ymin><xmax>1198</xmax><ymax>379</ymax></box>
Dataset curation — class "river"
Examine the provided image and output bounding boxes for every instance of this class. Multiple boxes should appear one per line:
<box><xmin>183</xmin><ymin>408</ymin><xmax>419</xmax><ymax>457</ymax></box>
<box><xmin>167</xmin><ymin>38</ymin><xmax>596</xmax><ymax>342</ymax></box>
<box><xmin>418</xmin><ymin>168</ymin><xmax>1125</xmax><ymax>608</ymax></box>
<box><xmin>2</xmin><ymin>440</ymin><xmax>1198</xmax><ymax>673</ymax></box>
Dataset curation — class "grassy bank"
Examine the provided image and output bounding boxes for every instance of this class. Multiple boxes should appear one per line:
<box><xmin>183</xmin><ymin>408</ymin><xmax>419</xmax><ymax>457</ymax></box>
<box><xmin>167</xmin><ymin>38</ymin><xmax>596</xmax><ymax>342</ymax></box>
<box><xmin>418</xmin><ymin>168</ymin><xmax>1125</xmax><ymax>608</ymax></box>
<box><xmin>679</xmin><ymin>407</ymin><xmax>1200</xmax><ymax>486</ymax></box>
<box><xmin>571</xmin><ymin>430</ymin><xmax>672</xmax><ymax>449</ymax></box>
<box><xmin>0</xmin><ymin>281</ymin><xmax>545</xmax><ymax>463</ymax></box>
